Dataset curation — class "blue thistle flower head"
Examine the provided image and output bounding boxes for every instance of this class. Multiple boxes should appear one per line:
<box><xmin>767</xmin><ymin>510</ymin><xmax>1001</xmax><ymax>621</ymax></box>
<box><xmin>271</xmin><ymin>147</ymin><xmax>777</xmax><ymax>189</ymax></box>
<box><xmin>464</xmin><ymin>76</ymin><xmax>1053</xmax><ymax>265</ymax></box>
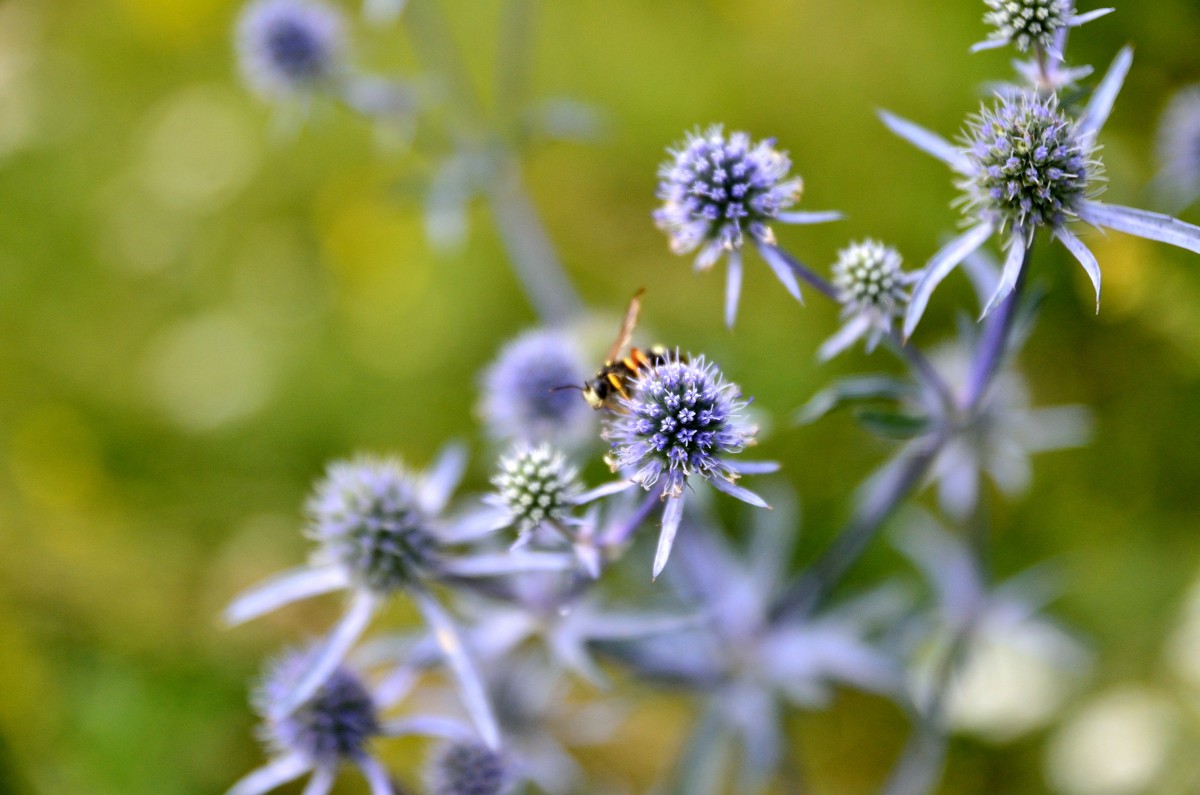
<box><xmin>235</xmin><ymin>0</ymin><xmax>344</xmax><ymax>100</ymax></box>
<box><xmin>654</xmin><ymin>125</ymin><xmax>802</xmax><ymax>268</ymax></box>
<box><xmin>960</xmin><ymin>91</ymin><xmax>1099</xmax><ymax>237</ymax></box>
<box><xmin>479</xmin><ymin>329</ymin><xmax>594</xmax><ymax>448</ymax></box>
<box><xmin>605</xmin><ymin>352</ymin><xmax>755</xmax><ymax>499</ymax></box>
<box><xmin>255</xmin><ymin>649</ymin><xmax>381</xmax><ymax>766</ymax></box>
<box><xmin>984</xmin><ymin>0</ymin><xmax>1069</xmax><ymax>52</ymax></box>
<box><xmin>426</xmin><ymin>740</ymin><xmax>514</xmax><ymax>795</ymax></box>
<box><xmin>820</xmin><ymin>239</ymin><xmax>912</xmax><ymax>360</ymax></box>
<box><xmin>307</xmin><ymin>456</ymin><xmax>442</xmax><ymax>594</ymax></box>
<box><xmin>491</xmin><ymin>443</ymin><xmax>582</xmax><ymax>537</ymax></box>
<box><xmin>974</xmin><ymin>0</ymin><xmax>1113</xmax><ymax>55</ymax></box>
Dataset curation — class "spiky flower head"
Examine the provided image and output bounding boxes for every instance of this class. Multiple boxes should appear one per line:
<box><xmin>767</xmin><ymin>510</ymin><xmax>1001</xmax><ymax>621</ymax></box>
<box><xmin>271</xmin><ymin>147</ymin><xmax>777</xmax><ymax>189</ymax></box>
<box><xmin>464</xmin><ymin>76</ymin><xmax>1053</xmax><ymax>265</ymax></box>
<box><xmin>834</xmin><ymin>240</ymin><xmax>908</xmax><ymax>317</ymax></box>
<box><xmin>479</xmin><ymin>329</ymin><xmax>594</xmax><ymax>448</ymax></box>
<box><xmin>960</xmin><ymin>91</ymin><xmax>1098</xmax><ymax>237</ymax></box>
<box><xmin>307</xmin><ymin>456</ymin><xmax>441</xmax><ymax>594</ymax></box>
<box><xmin>820</xmin><ymin>240</ymin><xmax>911</xmax><ymax>359</ymax></box>
<box><xmin>605</xmin><ymin>353</ymin><xmax>755</xmax><ymax>499</ymax></box>
<box><xmin>983</xmin><ymin>0</ymin><xmax>1069</xmax><ymax>52</ymax></box>
<box><xmin>235</xmin><ymin>0</ymin><xmax>344</xmax><ymax>100</ymax></box>
<box><xmin>255</xmin><ymin>649</ymin><xmax>381</xmax><ymax>766</ymax></box>
<box><xmin>491</xmin><ymin>443</ymin><xmax>581</xmax><ymax>536</ymax></box>
<box><xmin>427</xmin><ymin>740</ymin><xmax>514</xmax><ymax>795</ymax></box>
<box><xmin>654</xmin><ymin>125</ymin><xmax>802</xmax><ymax>268</ymax></box>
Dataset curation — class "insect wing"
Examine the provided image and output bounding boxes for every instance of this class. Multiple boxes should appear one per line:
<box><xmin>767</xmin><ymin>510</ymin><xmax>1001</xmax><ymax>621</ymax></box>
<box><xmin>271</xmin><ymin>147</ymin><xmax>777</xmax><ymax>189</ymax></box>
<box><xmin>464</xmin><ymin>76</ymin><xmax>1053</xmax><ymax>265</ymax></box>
<box><xmin>606</xmin><ymin>288</ymin><xmax>645</xmax><ymax>363</ymax></box>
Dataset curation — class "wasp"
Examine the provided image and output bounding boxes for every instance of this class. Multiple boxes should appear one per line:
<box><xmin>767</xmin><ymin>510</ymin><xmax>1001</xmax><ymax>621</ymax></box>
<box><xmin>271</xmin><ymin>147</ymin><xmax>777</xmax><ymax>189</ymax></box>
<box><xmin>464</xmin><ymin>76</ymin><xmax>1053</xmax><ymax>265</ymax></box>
<box><xmin>578</xmin><ymin>289</ymin><xmax>670</xmax><ymax>410</ymax></box>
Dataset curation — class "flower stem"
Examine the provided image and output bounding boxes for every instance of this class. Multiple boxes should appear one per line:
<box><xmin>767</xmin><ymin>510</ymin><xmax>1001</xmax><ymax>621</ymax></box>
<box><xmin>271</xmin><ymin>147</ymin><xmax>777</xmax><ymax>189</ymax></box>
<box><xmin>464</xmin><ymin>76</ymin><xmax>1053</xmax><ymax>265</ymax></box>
<box><xmin>768</xmin><ymin>431</ymin><xmax>946</xmax><ymax>623</ymax></box>
<box><xmin>962</xmin><ymin>249</ymin><xmax>1029</xmax><ymax>410</ymax></box>
<box><xmin>403</xmin><ymin>0</ymin><xmax>582</xmax><ymax>324</ymax></box>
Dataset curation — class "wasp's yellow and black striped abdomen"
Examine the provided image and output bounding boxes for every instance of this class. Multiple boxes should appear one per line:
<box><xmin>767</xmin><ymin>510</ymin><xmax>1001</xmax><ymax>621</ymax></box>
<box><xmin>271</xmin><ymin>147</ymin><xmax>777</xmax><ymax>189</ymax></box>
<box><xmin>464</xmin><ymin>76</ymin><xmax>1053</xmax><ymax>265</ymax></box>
<box><xmin>582</xmin><ymin>345</ymin><xmax>671</xmax><ymax>410</ymax></box>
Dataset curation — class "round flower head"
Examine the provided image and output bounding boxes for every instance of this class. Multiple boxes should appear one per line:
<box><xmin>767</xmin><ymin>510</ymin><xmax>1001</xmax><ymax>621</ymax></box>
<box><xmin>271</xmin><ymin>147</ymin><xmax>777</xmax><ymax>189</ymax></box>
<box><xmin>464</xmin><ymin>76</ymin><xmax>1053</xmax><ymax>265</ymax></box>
<box><xmin>605</xmin><ymin>352</ymin><xmax>774</xmax><ymax>577</ymax></box>
<box><xmin>960</xmin><ymin>92</ymin><xmax>1097</xmax><ymax>238</ymax></box>
<box><xmin>821</xmin><ymin>240</ymin><xmax>912</xmax><ymax>360</ymax></box>
<box><xmin>490</xmin><ymin>443</ymin><xmax>582</xmax><ymax>546</ymax></box>
<box><xmin>426</xmin><ymin>740</ymin><xmax>514</xmax><ymax>795</ymax></box>
<box><xmin>256</xmin><ymin>650</ymin><xmax>381</xmax><ymax>763</ymax></box>
<box><xmin>479</xmin><ymin>329</ymin><xmax>594</xmax><ymax>449</ymax></box>
<box><xmin>235</xmin><ymin>0</ymin><xmax>345</xmax><ymax>100</ymax></box>
<box><xmin>228</xmin><ymin>648</ymin><xmax>395</xmax><ymax>795</ymax></box>
<box><xmin>654</xmin><ymin>125</ymin><xmax>842</xmax><ymax>327</ymax></box>
<box><xmin>880</xmin><ymin>49</ymin><xmax>1200</xmax><ymax>338</ymax></box>
<box><xmin>1156</xmin><ymin>84</ymin><xmax>1200</xmax><ymax>209</ymax></box>
<box><xmin>308</xmin><ymin>457</ymin><xmax>442</xmax><ymax>594</ymax></box>
<box><xmin>972</xmin><ymin>0</ymin><xmax>1113</xmax><ymax>55</ymax></box>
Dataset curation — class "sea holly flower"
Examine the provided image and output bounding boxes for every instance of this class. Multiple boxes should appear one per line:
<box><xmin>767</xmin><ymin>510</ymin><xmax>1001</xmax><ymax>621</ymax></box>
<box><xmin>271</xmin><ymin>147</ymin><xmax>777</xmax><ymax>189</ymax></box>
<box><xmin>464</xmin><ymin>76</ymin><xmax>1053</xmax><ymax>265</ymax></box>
<box><xmin>224</xmin><ymin>447</ymin><xmax>573</xmax><ymax>745</ymax></box>
<box><xmin>478</xmin><ymin>329</ymin><xmax>595</xmax><ymax>449</ymax></box>
<box><xmin>426</xmin><ymin>739</ymin><xmax>516</xmax><ymax>795</ymax></box>
<box><xmin>820</xmin><ymin>239</ymin><xmax>915</xmax><ymax>361</ymax></box>
<box><xmin>653</xmin><ymin>125</ymin><xmax>842</xmax><ymax>327</ymax></box>
<box><xmin>971</xmin><ymin>0</ymin><xmax>1113</xmax><ymax>56</ymax></box>
<box><xmin>879</xmin><ymin>48</ymin><xmax>1200</xmax><ymax>338</ymax></box>
<box><xmin>602</xmin><ymin>352</ymin><xmax>776</xmax><ymax>578</ymax></box>
<box><xmin>235</xmin><ymin>0</ymin><xmax>345</xmax><ymax>101</ymax></box>
<box><xmin>487</xmin><ymin>444</ymin><xmax>583</xmax><ymax>549</ymax></box>
<box><xmin>1155</xmin><ymin>84</ymin><xmax>1200</xmax><ymax>210</ymax></box>
<box><xmin>229</xmin><ymin>649</ymin><xmax>395</xmax><ymax>795</ymax></box>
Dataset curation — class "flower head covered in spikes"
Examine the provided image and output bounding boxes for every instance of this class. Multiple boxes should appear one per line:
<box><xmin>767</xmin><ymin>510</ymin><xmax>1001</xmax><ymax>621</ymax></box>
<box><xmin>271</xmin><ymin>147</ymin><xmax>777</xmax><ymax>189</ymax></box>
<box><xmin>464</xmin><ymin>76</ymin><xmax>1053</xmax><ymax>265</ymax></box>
<box><xmin>228</xmin><ymin>648</ymin><xmax>394</xmax><ymax>795</ymax></box>
<box><xmin>487</xmin><ymin>443</ymin><xmax>583</xmax><ymax>549</ymax></box>
<box><xmin>654</xmin><ymin>125</ymin><xmax>842</xmax><ymax>327</ymax></box>
<box><xmin>236</xmin><ymin>0</ymin><xmax>345</xmax><ymax>101</ymax></box>
<box><xmin>820</xmin><ymin>239</ymin><xmax>915</xmax><ymax>361</ymax></box>
<box><xmin>224</xmin><ymin>446</ymin><xmax>575</xmax><ymax>747</ymax></box>
<box><xmin>879</xmin><ymin>47</ymin><xmax>1200</xmax><ymax>339</ymax></box>
<box><xmin>972</xmin><ymin>0</ymin><xmax>1113</xmax><ymax>56</ymax></box>
<box><xmin>603</xmin><ymin>351</ymin><xmax>777</xmax><ymax>578</ymax></box>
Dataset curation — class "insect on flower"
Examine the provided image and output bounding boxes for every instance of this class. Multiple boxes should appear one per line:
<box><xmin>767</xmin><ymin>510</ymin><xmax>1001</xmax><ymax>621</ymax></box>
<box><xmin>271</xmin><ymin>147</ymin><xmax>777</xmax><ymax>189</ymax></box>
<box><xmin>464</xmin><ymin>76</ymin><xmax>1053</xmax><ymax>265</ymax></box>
<box><xmin>560</xmin><ymin>289</ymin><xmax>671</xmax><ymax>411</ymax></box>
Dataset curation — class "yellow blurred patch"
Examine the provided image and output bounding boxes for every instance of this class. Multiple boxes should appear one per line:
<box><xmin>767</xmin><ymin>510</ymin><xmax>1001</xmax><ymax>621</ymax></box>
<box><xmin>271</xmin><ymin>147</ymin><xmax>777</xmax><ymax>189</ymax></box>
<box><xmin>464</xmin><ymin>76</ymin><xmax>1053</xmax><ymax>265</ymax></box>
<box><xmin>1088</xmin><ymin>233</ymin><xmax>1150</xmax><ymax>317</ymax></box>
<box><xmin>117</xmin><ymin>0</ymin><xmax>236</xmax><ymax>47</ymax></box>
<box><xmin>8</xmin><ymin>404</ymin><xmax>103</xmax><ymax>509</ymax></box>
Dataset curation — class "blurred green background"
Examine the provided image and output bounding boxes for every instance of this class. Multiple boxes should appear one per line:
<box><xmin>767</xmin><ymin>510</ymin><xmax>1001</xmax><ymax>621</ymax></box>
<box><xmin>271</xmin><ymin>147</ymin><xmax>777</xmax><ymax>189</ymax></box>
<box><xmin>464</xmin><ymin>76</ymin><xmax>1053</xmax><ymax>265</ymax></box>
<box><xmin>2</xmin><ymin>0</ymin><xmax>1200</xmax><ymax>792</ymax></box>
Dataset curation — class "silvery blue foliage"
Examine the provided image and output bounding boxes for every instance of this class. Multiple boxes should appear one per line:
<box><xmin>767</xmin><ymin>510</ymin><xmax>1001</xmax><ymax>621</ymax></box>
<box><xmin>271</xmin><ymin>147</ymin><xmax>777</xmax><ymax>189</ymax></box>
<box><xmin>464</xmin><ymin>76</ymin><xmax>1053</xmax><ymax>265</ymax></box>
<box><xmin>972</xmin><ymin>0</ymin><xmax>1113</xmax><ymax>55</ymax></box>
<box><xmin>229</xmin><ymin>649</ymin><xmax>394</xmax><ymax>795</ymax></box>
<box><xmin>603</xmin><ymin>352</ymin><xmax>776</xmax><ymax>577</ymax></box>
<box><xmin>821</xmin><ymin>239</ymin><xmax>914</xmax><ymax>361</ymax></box>
<box><xmin>881</xmin><ymin>48</ymin><xmax>1200</xmax><ymax>336</ymax></box>
<box><xmin>236</xmin><ymin>0</ymin><xmax>345</xmax><ymax>100</ymax></box>
<box><xmin>1156</xmin><ymin>84</ymin><xmax>1200</xmax><ymax>209</ymax></box>
<box><xmin>426</xmin><ymin>739</ymin><xmax>515</xmax><ymax>795</ymax></box>
<box><xmin>895</xmin><ymin>516</ymin><xmax>1091</xmax><ymax>741</ymax></box>
<box><xmin>614</xmin><ymin>496</ymin><xmax>904</xmax><ymax>792</ymax></box>
<box><xmin>479</xmin><ymin>329</ymin><xmax>595</xmax><ymax>449</ymax></box>
<box><xmin>922</xmin><ymin>340</ymin><xmax>1092</xmax><ymax>521</ymax></box>
<box><xmin>654</xmin><ymin>125</ymin><xmax>842</xmax><ymax>326</ymax></box>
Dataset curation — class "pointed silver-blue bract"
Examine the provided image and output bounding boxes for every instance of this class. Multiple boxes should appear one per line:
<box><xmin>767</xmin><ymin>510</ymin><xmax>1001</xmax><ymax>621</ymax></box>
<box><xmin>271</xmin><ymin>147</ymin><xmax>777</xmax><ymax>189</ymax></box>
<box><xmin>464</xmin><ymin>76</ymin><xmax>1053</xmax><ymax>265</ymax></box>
<box><xmin>971</xmin><ymin>0</ymin><xmax>1112</xmax><ymax>55</ymax></box>
<box><xmin>602</xmin><ymin>352</ymin><xmax>773</xmax><ymax>578</ymax></box>
<box><xmin>881</xmin><ymin>48</ymin><xmax>1200</xmax><ymax>338</ymax></box>
<box><xmin>236</xmin><ymin>0</ymin><xmax>345</xmax><ymax>101</ymax></box>
<box><xmin>653</xmin><ymin>125</ymin><xmax>841</xmax><ymax>327</ymax></box>
<box><xmin>228</xmin><ymin>649</ymin><xmax>394</xmax><ymax>795</ymax></box>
